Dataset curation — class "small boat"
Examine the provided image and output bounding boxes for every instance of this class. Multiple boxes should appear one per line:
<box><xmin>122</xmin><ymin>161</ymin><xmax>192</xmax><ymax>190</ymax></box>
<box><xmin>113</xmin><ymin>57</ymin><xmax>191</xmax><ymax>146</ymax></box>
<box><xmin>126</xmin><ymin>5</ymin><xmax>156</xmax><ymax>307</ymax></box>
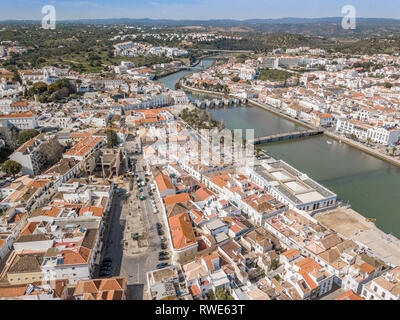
<box><xmin>326</xmin><ymin>140</ymin><xmax>333</xmax><ymax>145</ymax></box>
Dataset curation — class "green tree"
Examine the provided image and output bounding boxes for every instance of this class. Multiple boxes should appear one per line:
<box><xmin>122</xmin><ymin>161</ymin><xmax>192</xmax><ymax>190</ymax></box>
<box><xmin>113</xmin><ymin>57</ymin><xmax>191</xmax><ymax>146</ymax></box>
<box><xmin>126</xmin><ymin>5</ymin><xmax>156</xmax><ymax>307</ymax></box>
<box><xmin>65</xmin><ymin>140</ymin><xmax>73</xmax><ymax>149</ymax></box>
<box><xmin>12</xmin><ymin>69</ymin><xmax>22</xmax><ymax>83</ymax></box>
<box><xmin>384</xmin><ymin>82</ymin><xmax>393</xmax><ymax>89</ymax></box>
<box><xmin>2</xmin><ymin>160</ymin><xmax>22</xmax><ymax>177</ymax></box>
<box><xmin>207</xmin><ymin>289</ymin><xmax>215</xmax><ymax>300</ymax></box>
<box><xmin>106</xmin><ymin>128</ymin><xmax>118</xmax><ymax>148</ymax></box>
<box><xmin>214</xmin><ymin>288</ymin><xmax>233</xmax><ymax>300</ymax></box>
<box><xmin>18</xmin><ymin>129</ymin><xmax>39</xmax><ymax>145</ymax></box>
<box><xmin>270</xmin><ymin>259</ymin><xmax>279</xmax><ymax>271</ymax></box>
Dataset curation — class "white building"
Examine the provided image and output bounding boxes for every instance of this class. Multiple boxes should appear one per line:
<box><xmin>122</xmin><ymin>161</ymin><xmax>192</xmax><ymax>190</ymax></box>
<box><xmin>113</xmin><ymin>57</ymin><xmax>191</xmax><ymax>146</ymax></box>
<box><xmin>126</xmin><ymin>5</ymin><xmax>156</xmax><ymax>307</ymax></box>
<box><xmin>0</xmin><ymin>113</ymin><xmax>37</xmax><ymax>129</ymax></box>
<box><xmin>361</xmin><ymin>267</ymin><xmax>400</xmax><ymax>300</ymax></box>
<box><xmin>247</xmin><ymin>161</ymin><xmax>337</xmax><ymax>212</ymax></box>
<box><xmin>336</xmin><ymin>119</ymin><xmax>399</xmax><ymax>145</ymax></box>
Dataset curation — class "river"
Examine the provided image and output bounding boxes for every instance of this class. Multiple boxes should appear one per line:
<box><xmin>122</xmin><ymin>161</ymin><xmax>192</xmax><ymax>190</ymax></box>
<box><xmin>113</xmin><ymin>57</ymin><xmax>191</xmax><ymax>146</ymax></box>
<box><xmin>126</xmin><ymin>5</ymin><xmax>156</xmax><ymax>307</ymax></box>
<box><xmin>159</xmin><ymin>57</ymin><xmax>400</xmax><ymax>238</ymax></box>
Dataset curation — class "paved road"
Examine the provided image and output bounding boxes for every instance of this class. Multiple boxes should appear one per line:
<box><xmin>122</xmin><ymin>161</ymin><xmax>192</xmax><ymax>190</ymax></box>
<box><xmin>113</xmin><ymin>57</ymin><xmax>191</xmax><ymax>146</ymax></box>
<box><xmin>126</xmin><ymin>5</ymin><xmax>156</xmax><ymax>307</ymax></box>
<box><xmin>98</xmin><ymin>131</ymin><xmax>171</xmax><ymax>300</ymax></box>
<box><xmin>123</xmin><ymin>154</ymin><xmax>170</xmax><ymax>299</ymax></box>
<box><xmin>100</xmin><ymin>193</ymin><xmax>125</xmax><ymax>277</ymax></box>
<box><xmin>101</xmin><ymin>150</ymin><xmax>169</xmax><ymax>300</ymax></box>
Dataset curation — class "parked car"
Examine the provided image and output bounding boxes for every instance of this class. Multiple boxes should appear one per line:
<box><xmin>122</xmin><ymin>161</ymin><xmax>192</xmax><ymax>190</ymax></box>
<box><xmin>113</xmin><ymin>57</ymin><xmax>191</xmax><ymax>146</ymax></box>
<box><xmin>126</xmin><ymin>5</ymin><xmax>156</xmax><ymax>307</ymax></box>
<box><xmin>156</xmin><ymin>263</ymin><xmax>169</xmax><ymax>269</ymax></box>
<box><xmin>157</xmin><ymin>229</ymin><xmax>164</xmax><ymax>236</ymax></box>
<box><xmin>156</xmin><ymin>223</ymin><xmax>162</xmax><ymax>229</ymax></box>
<box><xmin>99</xmin><ymin>270</ymin><xmax>112</xmax><ymax>277</ymax></box>
<box><xmin>103</xmin><ymin>258</ymin><xmax>112</xmax><ymax>264</ymax></box>
<box><xmin>161</xmin><ymin>243</ymin><xmax>167</xmax><ymax>250</ymax></box>
<box><xmin>159</xmin><ymin>251</ymin><xmax>168</xmax><ymax>256</ymax></box>
<box><xmin>159</xmin><ymin>256</ymin><xmax>169</xmax><ymax>261</ymax></box>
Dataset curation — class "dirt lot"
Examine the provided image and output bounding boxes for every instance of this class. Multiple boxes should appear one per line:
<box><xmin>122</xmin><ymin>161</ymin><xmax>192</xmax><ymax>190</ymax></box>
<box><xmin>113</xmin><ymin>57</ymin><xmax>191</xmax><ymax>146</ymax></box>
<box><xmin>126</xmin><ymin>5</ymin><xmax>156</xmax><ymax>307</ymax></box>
<box><xmin>316</xmin><ymin>208</ymin><xmax>372</xmax><ymax>238</ymax></box>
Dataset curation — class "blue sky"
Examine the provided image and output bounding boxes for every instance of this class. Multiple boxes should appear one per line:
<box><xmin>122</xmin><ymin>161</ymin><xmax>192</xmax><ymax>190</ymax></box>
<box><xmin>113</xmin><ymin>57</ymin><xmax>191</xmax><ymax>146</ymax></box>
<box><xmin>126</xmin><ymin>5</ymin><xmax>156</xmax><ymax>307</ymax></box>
<box><xmin>1</xmin><ymin>0</ymin><xmax>400</xmax><ymax>21</ymax></box>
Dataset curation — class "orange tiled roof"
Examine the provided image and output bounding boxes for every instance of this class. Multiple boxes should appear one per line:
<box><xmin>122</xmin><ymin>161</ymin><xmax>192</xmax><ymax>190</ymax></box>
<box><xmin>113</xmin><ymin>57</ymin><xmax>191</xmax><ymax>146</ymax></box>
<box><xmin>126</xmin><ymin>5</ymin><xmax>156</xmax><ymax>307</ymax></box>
<box><xmin>168</xmin><ymin>212</ymin><xmax>197</xmax><ymax>250</ymax></box>
<box><xmin>229</xmin><ymin>224</ymin><xmax>242</xmax><ymax>234</ymax></box>
<box><xmin>163</xmin><ymin>193</ymin><xmax>190</xmax><ymax>206</ymax></box>
<box><xmin>28</xmin><ymin>179</ymin><xmax>50</xmax><ymax>189</ymax></box>
<box><xmin>64</xmin><ymin>136</ymin><xmax>102</xmax><ymax>157</ymax></box>
<box><xmin>194</xmin><ymin>188</ymin><xmax>215</xmax><ymax>201</ymax></box>
<box><xmin>30</xmin><ymin>207</ymin><xmax>61</xmax><ymax>219</ymax></box>
<box><xmin>0</xmin><ymin>112</ymin><xmax>33</xmax><ymax>118</ymax></box>
<box><xmin>335</xmin><ymin>290</ymin><xmax>364</xmax><ymax>300</ymax></box>
<box><xmin>74</xmin><ymin>277</ymin><xmax>126</xmax><ymax>300</ymax></box>
<box><xmin>79</xmin><ymin>206</ymin><xmax>103</xmax><ymax>217</ymax></box>
<box><xmin>20</xmin><ymin>221</ymin><xmax>40</xmax><ymax>235</ymax></box>
<box><xmin>189</xmin><ymin>284</ymin><xmax>201</xmax><ymax>297</ymax></box>
<box><xmin>70</xmin><ymin>131</ymin><xmax>91</xmax><ymax>139</ymax></box>
<box><xmin>155</xmin><ymin>174</ymin><xmax>174</xmax><ymax>192</ymax></box>
<box><xmin>281</xmin><ymin>248</ymin><xmax>300</xmax><ymax>259</ymax></box>
<box><xmin>359</xmin><ymin>262</ymin><xmax>375</xmax><ymax>275</ymax></box>
<box><xmin>210</xmin><ymin>174</ymin><xmax>230</xmax><ymax>188</ymax></box>
<box><xmin>61</xmin><ymin>247</ymin><xmax>91</xmax><ymax>266</ymax></box>
<box><xmin>295</xmin><ymin>257</ymin><xmax>321</xmax><ymax>273</ymax></box>
<box><xmin>10</xmin><ymin>101</ymin><xmax>30</xmax><ymax>107</ymax></box>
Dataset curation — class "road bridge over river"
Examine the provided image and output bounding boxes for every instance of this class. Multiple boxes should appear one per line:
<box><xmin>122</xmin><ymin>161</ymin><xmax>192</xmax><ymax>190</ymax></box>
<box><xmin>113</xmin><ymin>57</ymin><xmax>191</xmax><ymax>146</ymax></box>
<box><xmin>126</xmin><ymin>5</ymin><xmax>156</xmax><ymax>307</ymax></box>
<box><xmin>249</xmin><ymin>130</ymin><xmax>324</xmax><ymax>145</ymax></box>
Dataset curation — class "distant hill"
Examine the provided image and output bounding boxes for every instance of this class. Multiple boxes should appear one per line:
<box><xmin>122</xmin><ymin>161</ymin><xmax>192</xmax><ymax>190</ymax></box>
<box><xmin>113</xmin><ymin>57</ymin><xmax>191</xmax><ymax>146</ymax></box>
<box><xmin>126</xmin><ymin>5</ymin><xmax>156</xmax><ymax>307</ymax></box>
<box><xmin>2</xmin><ymin>17</ymin><xmax>400</xmax><ymax>26</ymax></box>
<box><xmin>2</xmin><ymin>17</ymin><xmax>400</xmax><ymax>39</ymax></box>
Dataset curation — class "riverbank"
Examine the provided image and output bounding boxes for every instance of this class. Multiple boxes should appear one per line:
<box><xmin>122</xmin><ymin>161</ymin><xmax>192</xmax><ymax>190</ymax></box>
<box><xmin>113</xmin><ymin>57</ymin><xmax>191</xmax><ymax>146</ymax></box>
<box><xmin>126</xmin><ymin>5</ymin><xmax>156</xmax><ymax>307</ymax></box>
<box><xmin>324</xmin><ymin>131</ymin><xmax>400</xmax><ymax>168</ymax></box>
<box><xmin>153</xmin><ymin>67</ymin><xmax>182</xmax><ymax>80</ymax></box>
<box><xmin>181</xmin><ymin>82</ymin><xmax>400</xmax><ymax>168</ymax></box>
